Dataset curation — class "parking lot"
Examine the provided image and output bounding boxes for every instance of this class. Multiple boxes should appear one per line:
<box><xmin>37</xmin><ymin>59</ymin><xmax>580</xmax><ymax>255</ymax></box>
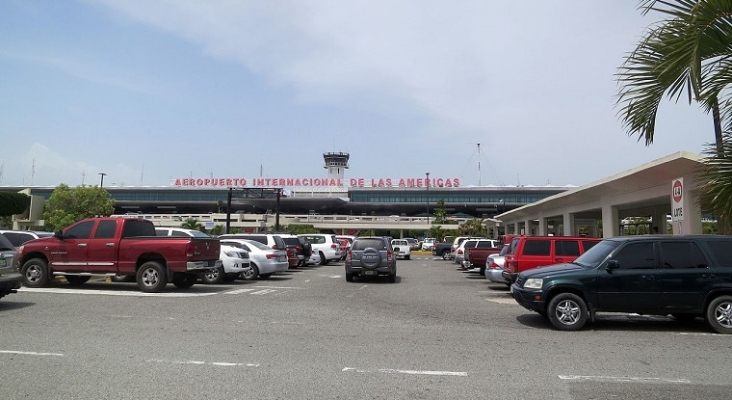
<box><xmin>1</xmin><ymin>255</ymin><xmax>731</xmax><ymax>400</ymax></box>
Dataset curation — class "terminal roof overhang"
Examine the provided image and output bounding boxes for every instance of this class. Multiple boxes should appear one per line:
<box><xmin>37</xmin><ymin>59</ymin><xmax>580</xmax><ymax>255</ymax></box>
<box><xmin>496</xmin><ymin>151</ymin><xmax>704</xmax><ymax>221</ymax></box>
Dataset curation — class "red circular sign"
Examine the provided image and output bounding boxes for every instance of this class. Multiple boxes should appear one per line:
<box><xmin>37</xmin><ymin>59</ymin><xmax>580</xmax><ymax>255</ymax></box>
<box><xmin>672</xmin><ymin>179</ymin><xmax>683</xmax><ymax>203</ymax></box>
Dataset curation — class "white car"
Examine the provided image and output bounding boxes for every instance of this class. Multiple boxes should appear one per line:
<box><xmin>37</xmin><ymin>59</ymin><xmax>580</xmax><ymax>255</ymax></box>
<box><xmin>219</xmin><ymin>239</ymin><xmax>289</xmax><ymax>279</ymax></box>
<box><xmin>391</xmin><ymin>239</ymin><xmax>411</xmax><ymax>260</ymax></box>
<box><xmin>201</xmin><ymin>245</ymin><xmax>251</xmax><ymax>284</ymax></box>
<box><xmin>298</xmin><ymin>234</ymin><xmax>342</xmax><ymax>265</ymax></box>
<box><xmin>421</xmin><ymin>238</ymin><xmax>436</xmax><ymax>251</ymax></box>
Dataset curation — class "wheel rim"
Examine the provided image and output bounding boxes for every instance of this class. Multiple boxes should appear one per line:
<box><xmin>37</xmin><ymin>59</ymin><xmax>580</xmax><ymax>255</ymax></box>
<box><xmin>205</xmin><ymin>268</ymin><xmax>220</xmax><ymax>281</ymax></box>
<box><xmin>714</xmin><ymin>301</ymin><xmax>732</xmax><ymax>329</ymax></box>
<box><xmin>25</xmin><ymin>265</ymin><xmax>42</xmax><ymax>283</ymax></box>
<box><xmin>141</xmin><ymin>268</ymin><xmax>160</xmax><ymax>287</ymax></box>
<box><xmin>554</xmin><ymin>299</ymin><xmax>581</xmax><ymax>325</ymax></box>
<box><xmin>241</xmin><ymin>265</ymin><xmax>256</xmax><ymax>279</ymax></box>
<box><xmin>442</xmin><ymin>252</ymin><xmax>450</xmax><ymax>260</ymax></box>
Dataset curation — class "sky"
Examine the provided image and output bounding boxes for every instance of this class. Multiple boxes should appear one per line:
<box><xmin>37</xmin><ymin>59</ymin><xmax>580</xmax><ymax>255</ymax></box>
<box><xmin>0</xmin><ymin>0</ymin><xmax>715</xmax><ymax>189</ymax></box>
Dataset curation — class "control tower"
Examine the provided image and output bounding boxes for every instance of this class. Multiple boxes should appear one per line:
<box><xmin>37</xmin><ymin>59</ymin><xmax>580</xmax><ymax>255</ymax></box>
<box><xmin>323</xmin><ymin>152</ymin><xmax>350</xmax><ymax>181</ymax></box>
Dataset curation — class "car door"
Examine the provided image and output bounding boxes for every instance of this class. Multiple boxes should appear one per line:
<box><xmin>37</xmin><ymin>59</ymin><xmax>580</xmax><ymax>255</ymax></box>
<box><xmin>595</xmin><ymin>241</ymin><xmax>663</xmax><ymax>312</ymax></box>
<box><xmin>553</xmin><ymin>239</ymin><xmax>581</xmax><ymax>264</ymax></box>
<box><xmin>86</xmin><ymin>220</ymin><xmax>119</xmax><ymax>272</ymax></box>
<box><xmin>657</xmin><ymin>240</ymin><xmax>713</xmax><ymax>313</ymax></box>
<box><xmin>50</xmin><ymin>220</ymin><xmax>95</xmax><ymax>272</ymax></box>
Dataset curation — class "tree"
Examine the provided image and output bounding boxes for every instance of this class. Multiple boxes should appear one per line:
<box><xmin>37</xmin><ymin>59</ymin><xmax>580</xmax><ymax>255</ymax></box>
<box><xmin>700</xmin><ymin>133</ymin><xmax>732</xmax><ymax>231</ymax></box>
<box><xmin>457</xmin><ymin>218</ymin><xmax>488</xmax><ymax>237</ymax></box>
<box><xmin>181</xmin><ymin>218</ymin><xmax>203</xmax><ymax>230</ymax></box>
<box><xmin>209</xmin><ymin>224</ymin><xmax>225</xmax><ymax>235</ymax></box>
<box><xmin>284</xmin><ymin>224</ymin><xmax>319</xmax><ymax>234</ymax></box>
<box><xmin>0</xmin><ymin>191</ymin><xmax>31</xmax><ymax>216</ymax></box>
<box><xmin>43</xmin><ymin>184</ymin><xmax>115</xmax><ymax>231</ymax></box>
<box><xmin>432</xmin><ymin>199</ymin><xmax>448</xmax><ymax>224</ymax></box>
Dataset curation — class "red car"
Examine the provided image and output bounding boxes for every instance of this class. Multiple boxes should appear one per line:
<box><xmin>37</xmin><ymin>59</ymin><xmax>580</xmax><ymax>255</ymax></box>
<box><xmin>335</xmin><ymin>238</ymin><xmax>350</xmax><ymax>260</ymax></box>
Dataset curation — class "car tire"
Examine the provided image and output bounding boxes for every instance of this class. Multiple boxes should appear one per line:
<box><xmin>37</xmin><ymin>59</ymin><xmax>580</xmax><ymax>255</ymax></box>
<box><xmin>241</xmin><ymin>263</ymin><xmax>259</xmax><ymax>280</ymax></box>
<box><xmin>136</xmin><ymin>261</ymin><xmax>168</xmax><ymax>293</ymax></box>
<box><xmin>387</xmin><ymin>273</ymin><xmax>396</xmax><ymax>283</ymax></box>
<box><xmin>319</xmin><ymin>252</ymin><xmax>328</xmax><ymax>266</ymax></box>
<box><xmin>172</xmin><ymin>274</ymin><xmax>197</xmax><ymax>288</ymax></box>
<box><xmin>547</xmin><ymin>293</ymin><xmax>588</xmax><ymax>331</ymax></box>
<box><xmin>21</xmin><ymin>258</ymin><xmax>50</xmax><ymax>288</ymax></box>
<box><xmin>65</xmin><ymin>276</ymin><xmax>90</xmax><ymax>286</ymax></box>
<box><xmin>441</xmin><ymin>251</ymin><xmax>451</xmax><ymax>260</ymax></box>
<box><xmin>201</xmin><ymin>266</ymin><xmax>224</xmax><ymax>284</ymax></box>
<box><xmin>705</xmin><ymin>295</ymin><xmax>732</xmax><ymax>334</ymax></box>
<box><xmin>345</xmin><ymin>272</ymin><xmax>354</xmax><ymax>282</ymax></box>
<box><xmin>405</xmin><ymin>255</ymin><xmax>410</xmax><ymax>260</ymax></box>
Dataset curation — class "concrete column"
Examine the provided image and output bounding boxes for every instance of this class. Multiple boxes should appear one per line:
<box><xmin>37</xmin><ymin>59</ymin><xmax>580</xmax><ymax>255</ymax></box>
<box><xmin>563</xmin><ymin>213</ymin><xmax>575</xmax><ymax>236</ymax></box>
<box><xmin>538</xmin><ymin>216</ymin><xmax>547</xmax><ymax>236</ymax></box>
<box><xmin>601</xmin><ymin>204</ymin><xmax>619</xmax><ymax>238</ymax></box>
<box><xmin>523</xmin><ymin>219</ymin><xmax>532</xmax><ymax>235</ymax></box>
<box><xmin>651</xmin><ymin>209</ymin><xmax>667</xmax><ymax>234</ymax></box>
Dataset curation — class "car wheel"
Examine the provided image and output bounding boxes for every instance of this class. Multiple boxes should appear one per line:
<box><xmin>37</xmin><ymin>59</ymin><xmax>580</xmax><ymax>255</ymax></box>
<box><xmin>21</xmin><ymin>258</ymin><xmax>50</xmax><ymax>288</ymax></box>
<box><xmin>705</xmin><ymin>295</ymin><xmax>732</xmax><ymax>334</ymax></box>
<box><xmin>136</xmin><ymin>261</ymin><xmax>168</xmax><ymax>293</ymax></box>
<box><xmin>172</xmin><ymin>274</ymin><xmax>197</xmax><ymax>288</ymax></box>
<box><xmin>201</xmin><ymin>266</ymin><xmax>224</xmax><ymax>284</ymax></box>
<box><xmin>387</xmin><ymin>273</ymin><xmax>397</xmax><ymax>283</ymax></box>
<box><xmin>240</xmin><ymin>263</ymin><xmax>259</xmax><ymax>280</ymax></box>
<box><xmin>405</xmin><ymin>255</ymin><xmax>410</xmax><ymax>260</ymax></box>
<box><xmin>441</xmin><ymin>251</ymin><xmax>451</xmax><ymax>260</ymax></box>
<box><xmin>319</xmin><ymin>252</ymin><xmax>328</xmax><ymax>265</ymax></box>
<box><xmin>345</xmin><ymin>273</ymin><xmax>354</xmax><ymax>282</ymax></box>
<box><xmin>547</xmin><ymin>293</ymin><xmax>588</xmax><ymax>331</ymax></box>
<box><xmin>65</xmin><ymin>276</ymin><xmax>90</xmax><ymax>286</ymax></box>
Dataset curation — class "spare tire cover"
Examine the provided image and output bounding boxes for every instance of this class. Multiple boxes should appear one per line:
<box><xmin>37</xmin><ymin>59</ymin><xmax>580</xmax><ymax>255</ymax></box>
<box><xmin>360</xmin><ymin>248</ymin><xmax>382</xmax><ymax>269</ymax></box>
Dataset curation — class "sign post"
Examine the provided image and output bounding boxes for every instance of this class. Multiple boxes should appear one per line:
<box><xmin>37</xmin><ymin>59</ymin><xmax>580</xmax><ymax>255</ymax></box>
<box><xmin>671</xmin><ymin>178</ymin><xmax>684</xmax><ymax>231</ymax></box>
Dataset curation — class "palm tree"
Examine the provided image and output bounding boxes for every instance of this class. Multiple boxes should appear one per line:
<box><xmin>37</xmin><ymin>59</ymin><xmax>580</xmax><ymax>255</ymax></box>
<box><xmin>617</xmin><ymin>0</ymin><xmax>732</xmax><ymax>230</ymax></box>
<box><xmin>181</xmin><ymin>218</ymin><xmax>202</xmax><ymax>230</ymax></box>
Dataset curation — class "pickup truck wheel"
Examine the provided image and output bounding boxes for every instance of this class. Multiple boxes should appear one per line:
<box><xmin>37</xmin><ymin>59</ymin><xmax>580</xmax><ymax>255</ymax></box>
<box><xmin>441</xmin><ymin>251</ymin><xmax>451</xmax><ymax>260</ymax></box>
<box><xmin>240</xmin><ymin>263</ymin><xmax>258</xmax><ymax>280</ymax></box>
<box><xmin>547</xmin><ymin>293</ymin><xmax>588</xmax><ymax>331</ymax></box>
<box><xmin>705</xmin><ymin>295</ymin><xmax>732</xmax><ymax>334</ymax></box>
<box><xmin>172</xmin><ymin>274</ymin><xmax>197</xmax><ymax>288</ymax></box>
<box><xmin>21</xmin><ymin>258</ymin><xmax>50</xmax><ymax>288</ymax></box>
<box><xmin>137</xmin><ymin>261</ymin><xmax>167</xmax><ymax>293</ymax></box>
<box><xmin>65</xmin><ymin>276</ymin><xmax>90</xmax><ymax>286</ymax></box>
<box><xmin>201</xmin><ymin>266</ymin><xmax>224</xmax><ymax>284</ymax></box>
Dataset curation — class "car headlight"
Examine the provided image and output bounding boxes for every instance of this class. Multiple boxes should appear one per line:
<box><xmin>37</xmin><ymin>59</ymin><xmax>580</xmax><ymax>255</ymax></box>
<box><xmin>523</xmin><ymin>278</ymin><xmax>543</xmax><ymax>290</ymax></box>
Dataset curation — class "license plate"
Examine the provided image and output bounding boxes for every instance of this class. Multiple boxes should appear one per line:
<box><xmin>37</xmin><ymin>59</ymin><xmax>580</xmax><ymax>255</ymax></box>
<box><xmin>364</xmin><ymin>270</ymin><xmax>377</xmax><ymax>276</ymax></box>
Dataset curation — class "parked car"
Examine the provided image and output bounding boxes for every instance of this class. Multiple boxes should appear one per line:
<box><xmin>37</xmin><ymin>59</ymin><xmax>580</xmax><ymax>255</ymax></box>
<box><xmin>280</xmin><ymin>234</ymin><xmax>312</xmax><ymax>267</ymax></box>
<box><xmin>421</xmin><ymin>238</ymin><xmax>436</xmax><ymax>251</ymax></box>
<box><xmin>404</xmin><ymin>238</ymin><xmax>420</xmax><ymax>251</ymax></box>
<box><xmin>345</xmin><ymin>236</ymin><xmax>397</xmax><ymax>283</ymax></box>
<box><xmin>0</xmin><ymin>232</ymin><xmax>21</xmax><ymax>300</ymax></box>
<box><xmin>200</xmin><ymin>244</ymin><xmax>252</xmax><ymax>284</ymax></box>
<box><xmin>16</xmin><ymin>217</ymin><xmax>221</xmax><ymax>292</ymax></box>
<box><xmin>336</xmin><ymin>238</ymin><xmax>350</xmax><ymax>261</ymax></box>
<box><xmin>456</xmin><ymin>238</ymin><xmax>499</xmax><ymax>266</ymax></box>
<box><xmin>219</xmin><ymin>238</ymin><xmax>289</xmax><ymax>280</ymax></box>
<box><xmin>0</xmin><ymin>230</ymin><xmax>54</xmax><ymax>249</ymax></box>
<box><xmin>433</xmin><ymin>240</ymin><xmax>454</xmax><ymax>260</ymax></box>
<box><xmin>451</xmin><ymin>236</ymin><xmax>486</xmax><ymax>260</ymax></box>
<box><xmin>298</xmin><ymin>234</ymin><xmax>341</xmax><ymax>265</ymax></box>
<box><xmin>503</xmin><ymin>236</ymin><xmax>601</xmax><ymax>283</ymax></box>
<box><xmin>484</xmin><ymin>244</ymin><xmax>510</xmax><ymax>284</ymax></box>
<box><xmin>219</xmin><ymin>233</ymin><xmax>296</xmax><ymax>268</ymax></box>
<box><xmin>390</xmin><ymin>239</ymin><xmax>411</xmax><ymax>260</ymax></box>
<box><xmin>511</xmin><ymin>235</ymin><xmax>732</xmax><ymax>333</ymax></box>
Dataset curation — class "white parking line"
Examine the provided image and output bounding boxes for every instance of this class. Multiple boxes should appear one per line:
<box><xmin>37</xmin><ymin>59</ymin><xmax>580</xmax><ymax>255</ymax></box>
<box><xmin>250</xmin><ymin>289</ymin><xmax>277</xmax><ymax>295</ymax></box>
<box><xmin>0</xmin><ymin>350</ymin><xmax>64</xmax><ymax>357</ymax></box>
<box><xmin>558</xmin><ymin>375</ymin><xmax>690</xmax><ymax>384</ymax></box>
<box><xmin>342</xmin><ymin>367</ymin><xmax>467</xmax><ymax>377</ymax></box>
<box><xmin>224</xmin><ymin>288</ymin><xmax>256</xmax><ymax>295</ymax></box>
<box><xmin>147</xmin><ymin>359</ymin><xmax>259</xmax><ymax>367</ymax></box>
<box><xmin>486</xmin><ymin>298</ymin><xmax>519</xmax><ymax>305</ymax></box>
<box><xmin>19</xmin><ymin>288</ymin><xmax>217</xmax><ymax>297</ymax></box>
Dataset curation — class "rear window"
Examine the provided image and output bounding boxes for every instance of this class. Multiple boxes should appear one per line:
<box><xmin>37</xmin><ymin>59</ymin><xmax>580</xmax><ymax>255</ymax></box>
<box><xmin>281</xmin><ymin>237</ymin><xmax>300</xmax><ymax>246</ymax></box>
<box><xmin>705</xmin><ymin>240</ymin><xmax>732</xmax><ymax>267</ymax></box>
<box><xmin>122</xmin><ymin>220</ymin><xmax>156</xmax><ymax>238</ymax></box>
<box><xmin>475</xmin><ymin>241</ymin><xmax>496</xmax><ymax>249</ymax></box>
<box><xmin>0</xmin><ymin>232</ymin><xmax>33</xmax><ymax>247</ymax></box>
<box><xmin>522</xmin><ymin>239</ymin><xmax>551</xmax><ymax>256</ymax></box>
<box><xmin>0</xmin><ymin>233</ymin><xmax>14</xmax><ymax>251</ymax></box>
<box><xmin>302</xmin><ymin>235</ymin><xmax>326</xmax><ymax>244</ymax></box>
<box><xmin>352</xmin><ymin>239</ymin><xmax>387</xmax><ymax>251</ymax></box>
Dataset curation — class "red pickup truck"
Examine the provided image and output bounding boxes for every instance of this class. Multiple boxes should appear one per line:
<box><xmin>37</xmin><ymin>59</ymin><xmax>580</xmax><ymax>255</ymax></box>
<box><xmin>16</xmin><ymin>217</ymin><xmax>221</xmax><ymax>293</ymax></box>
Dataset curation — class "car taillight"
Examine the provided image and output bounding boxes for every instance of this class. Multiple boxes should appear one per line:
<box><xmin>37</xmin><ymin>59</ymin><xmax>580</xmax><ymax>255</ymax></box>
<box><xmin>185</xmin><ymin>242</ymin><xmax>194</xmax><ymax>257</ymax></box>
<box><xmin>331</xmin><ymin>244</ymin><xmax>337</xmax><ymax>250</ymax></box>
<box><xmin>387</xmin><ymin>250</ymin><xmax>393</xmax><ymax>259</ymax></box>
<box><xmin>457</xmin><ymin>249</ymin><xmax>463</xmax><ymax>255</ymax></box>
<box><xmin>432</xmin><ymin>243</ymin><xmax>437</xmax><ymax>249</ymax></box>
<box><xmin>488</xmin><ymin>262</ymin><xmax>500</xmax><ymax>269</ymax></box>
<box><xmin>266</xmin><ymin>253</ymin><xmax>277</xmax><ymax>259</ymax></box>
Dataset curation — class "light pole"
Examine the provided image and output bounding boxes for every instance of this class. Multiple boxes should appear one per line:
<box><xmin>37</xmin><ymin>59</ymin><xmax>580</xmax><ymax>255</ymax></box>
<box><xmin>99</xmin><ymin>172</ymin><xmax>107</xmax><ymax>187</ymax></box>
<box><xmin>425</xmin><ymin>172</ymin><xmax>430</xmax><ymax>224</ymax></box>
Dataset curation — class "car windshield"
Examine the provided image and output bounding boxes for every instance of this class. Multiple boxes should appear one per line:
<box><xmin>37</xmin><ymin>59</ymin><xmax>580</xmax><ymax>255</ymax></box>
<box><xmin>572</xmin><ymin>240</ymin><xmax>622</xmax><ymax>268</ymax></box>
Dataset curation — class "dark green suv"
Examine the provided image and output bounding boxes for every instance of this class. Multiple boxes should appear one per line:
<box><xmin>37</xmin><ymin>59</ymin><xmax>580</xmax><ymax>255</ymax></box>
<box><xmin>511</xmin><ymin>235</ymin><xmax>732</xmax><ymax>333</ymax></box>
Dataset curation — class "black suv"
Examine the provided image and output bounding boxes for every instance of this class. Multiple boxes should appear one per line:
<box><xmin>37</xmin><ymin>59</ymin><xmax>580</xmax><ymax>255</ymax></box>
<box><xmin>345</xmin><ymin>236</ymin><xmax>397</xmax><ymax>283</ymax></box>
<box><xmin>511</xmin><ymin>235</ymin><xmax>732</xmax><ymax>333</ymax></box>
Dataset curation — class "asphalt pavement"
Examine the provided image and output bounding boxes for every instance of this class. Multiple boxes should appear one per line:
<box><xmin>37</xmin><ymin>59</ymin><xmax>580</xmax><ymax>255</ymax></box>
<box><xmin>1</xmin><ymin>255</ymin><xmax>730</xmax><ymax>399</ymax></box>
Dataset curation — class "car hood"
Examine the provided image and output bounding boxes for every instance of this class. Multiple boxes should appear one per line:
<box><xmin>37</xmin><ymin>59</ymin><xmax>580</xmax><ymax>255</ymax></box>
<box><xmin>520</xmin><ymin>262</ymin><xmax>586</xmax><ymax>279</ymax></box>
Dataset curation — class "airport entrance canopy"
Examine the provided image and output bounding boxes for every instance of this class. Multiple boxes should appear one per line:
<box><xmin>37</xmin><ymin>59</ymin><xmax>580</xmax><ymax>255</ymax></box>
<box><xmin>496</xmin><ymin>151</ymin><xmax>705</xmax><ymax>238</ymax></box>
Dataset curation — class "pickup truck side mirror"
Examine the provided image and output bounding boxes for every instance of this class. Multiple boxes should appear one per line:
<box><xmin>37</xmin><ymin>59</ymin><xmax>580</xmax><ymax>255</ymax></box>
<box><xmin>605</xmin><ymin>260</ymin><xmax>620</xmax><ymax>272</ymax></box>
<box><xmin>54</xmin><ymin>230</ymin><xmax>64</xmax><ymax>240</ymax></box>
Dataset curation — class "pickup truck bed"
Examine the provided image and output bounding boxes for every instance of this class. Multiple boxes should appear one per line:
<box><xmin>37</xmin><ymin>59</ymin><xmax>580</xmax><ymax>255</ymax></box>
<box><xmin>463</xmin><ymin>246</ymin><xmax>502</xmax><ymax>270</ymax></box>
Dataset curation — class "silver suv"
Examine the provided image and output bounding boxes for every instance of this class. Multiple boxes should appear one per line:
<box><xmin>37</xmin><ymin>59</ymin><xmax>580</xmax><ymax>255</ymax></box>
<box><xmin>345</xmin><ymin>237</ymin><xmax>397</xmax><ymax>283</ymax></box>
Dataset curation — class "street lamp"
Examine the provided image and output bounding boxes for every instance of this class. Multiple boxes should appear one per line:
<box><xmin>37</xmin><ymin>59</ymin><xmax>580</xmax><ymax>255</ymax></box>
<box><xmin>426</xmin><ymin>172</ymin><xmax>430</xmax><ymax>224</ymax></box>
<box><xmin>99</xmin><ymin>172</ymin><xmax>107</xmax><ymax>187</ymax></box>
